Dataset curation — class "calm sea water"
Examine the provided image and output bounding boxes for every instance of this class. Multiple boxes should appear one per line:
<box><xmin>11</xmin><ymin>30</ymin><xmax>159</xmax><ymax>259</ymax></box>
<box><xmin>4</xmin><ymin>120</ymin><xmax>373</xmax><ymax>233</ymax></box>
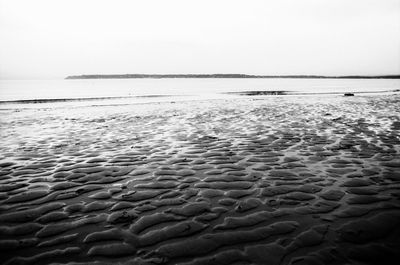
<box><xmin>0</xmin><ymin>78</ymin><xmax>399</xmax><ymax>107</ymax></box>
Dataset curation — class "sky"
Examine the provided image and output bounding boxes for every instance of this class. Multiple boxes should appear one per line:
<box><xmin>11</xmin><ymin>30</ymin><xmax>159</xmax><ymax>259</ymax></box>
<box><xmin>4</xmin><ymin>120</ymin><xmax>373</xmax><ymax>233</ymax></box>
<box><xmin>0</xmin><ymin>0</ymin><xmax>399</xmax><ymax>79</ymax></box>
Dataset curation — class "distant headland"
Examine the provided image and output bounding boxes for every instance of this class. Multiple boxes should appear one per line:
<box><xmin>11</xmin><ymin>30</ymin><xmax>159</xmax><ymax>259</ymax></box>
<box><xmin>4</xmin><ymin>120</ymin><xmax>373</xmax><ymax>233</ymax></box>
<box><xmin>65</xmin><ymin>74</ymin><xmax>400</xmax><ymax>79</ymax></box>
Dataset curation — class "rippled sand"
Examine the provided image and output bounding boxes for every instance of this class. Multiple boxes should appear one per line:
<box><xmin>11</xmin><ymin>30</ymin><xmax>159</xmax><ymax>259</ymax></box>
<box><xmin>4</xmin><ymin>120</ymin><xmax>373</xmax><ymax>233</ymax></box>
<box><xmin>1</xmin><ymin>94</ymin><xmax>400</xmax><ymax>265</ymax></box>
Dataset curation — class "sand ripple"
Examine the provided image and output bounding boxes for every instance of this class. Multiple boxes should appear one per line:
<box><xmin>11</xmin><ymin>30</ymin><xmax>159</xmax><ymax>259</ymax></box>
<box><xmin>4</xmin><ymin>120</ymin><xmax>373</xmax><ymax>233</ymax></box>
<box><xmin>1</xmin><ymin>95</ymin><xmax>400</xmax><ymax>264</ymax></box>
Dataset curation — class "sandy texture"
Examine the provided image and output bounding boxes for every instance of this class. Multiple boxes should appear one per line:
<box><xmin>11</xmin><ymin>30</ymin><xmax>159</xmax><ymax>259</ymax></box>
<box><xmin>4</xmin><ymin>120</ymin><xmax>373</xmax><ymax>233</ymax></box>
<box><xmin>0</xmin><ymin>94</ymin><xmax>400</xmax><ymax>265</ymax></box>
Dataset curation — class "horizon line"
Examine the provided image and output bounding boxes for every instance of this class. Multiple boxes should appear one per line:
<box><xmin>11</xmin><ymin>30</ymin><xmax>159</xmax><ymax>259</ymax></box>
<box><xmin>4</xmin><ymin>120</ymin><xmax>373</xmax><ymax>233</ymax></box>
<box><xmin>65</xmin><ymin>73</ymin><xmax>400</xmax><ymax>80</ymax></box>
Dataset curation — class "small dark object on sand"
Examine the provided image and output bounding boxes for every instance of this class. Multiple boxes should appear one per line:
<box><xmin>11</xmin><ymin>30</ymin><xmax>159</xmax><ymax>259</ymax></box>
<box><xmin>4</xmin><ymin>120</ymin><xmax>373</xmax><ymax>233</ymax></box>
<box><xmin>344</xmin><ymin>93</ymin><xmax>355</xmax><ymax>96</ymax></box>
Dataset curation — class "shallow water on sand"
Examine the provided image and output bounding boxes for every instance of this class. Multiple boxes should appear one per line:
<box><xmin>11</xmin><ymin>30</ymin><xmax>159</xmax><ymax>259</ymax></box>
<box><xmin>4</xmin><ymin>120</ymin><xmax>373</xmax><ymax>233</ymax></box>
<box><xmin>0</xmin><ymin>94</ymin><xmax>400</xmax><ymax>264</ymax></box>
<box><xmin>1</xmin><ymin>78</ymin><xmax>399</xmax><ymax>102</ymax></box>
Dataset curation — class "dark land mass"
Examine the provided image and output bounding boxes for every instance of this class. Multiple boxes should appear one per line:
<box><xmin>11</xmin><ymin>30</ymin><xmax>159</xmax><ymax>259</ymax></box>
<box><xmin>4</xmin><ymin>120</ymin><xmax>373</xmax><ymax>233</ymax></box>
<box><xmin>65</xmin><ymin>74</ymin><xmax>400</xmax><ymax>79</ymax></box>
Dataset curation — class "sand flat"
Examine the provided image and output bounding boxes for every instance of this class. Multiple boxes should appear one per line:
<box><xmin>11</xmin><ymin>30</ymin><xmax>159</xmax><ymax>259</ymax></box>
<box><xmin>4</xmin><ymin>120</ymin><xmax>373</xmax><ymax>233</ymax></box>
<box><xmin>0</xmin><ymin>94</ymin><xmax>400</xmax><ymax>264</ymax></box>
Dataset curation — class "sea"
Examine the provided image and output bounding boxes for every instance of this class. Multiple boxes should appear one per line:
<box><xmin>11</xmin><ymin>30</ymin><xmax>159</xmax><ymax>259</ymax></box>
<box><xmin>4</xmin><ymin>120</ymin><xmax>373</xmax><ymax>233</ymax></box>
<box><xmin>0</xmin><ymin>78</ymin><xmax>399</xmax><ymax>109</ymax></box>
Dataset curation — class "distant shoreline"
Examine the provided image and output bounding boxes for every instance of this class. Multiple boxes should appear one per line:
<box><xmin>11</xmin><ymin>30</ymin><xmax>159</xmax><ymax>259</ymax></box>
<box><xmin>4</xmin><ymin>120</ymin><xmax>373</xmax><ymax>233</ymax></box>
<box><xmin>65</xmin><ymin>74</ymin><xmax>400</xmax><ymax>79</ymax></box>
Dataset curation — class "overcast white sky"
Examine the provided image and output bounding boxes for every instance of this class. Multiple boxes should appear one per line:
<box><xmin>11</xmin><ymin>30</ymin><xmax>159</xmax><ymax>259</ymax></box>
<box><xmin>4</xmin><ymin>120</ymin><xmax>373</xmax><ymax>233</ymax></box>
<box><xmin>0</xmin><ymin>0</ymin><xmax>399</xmax><ymax>79</ymax></box>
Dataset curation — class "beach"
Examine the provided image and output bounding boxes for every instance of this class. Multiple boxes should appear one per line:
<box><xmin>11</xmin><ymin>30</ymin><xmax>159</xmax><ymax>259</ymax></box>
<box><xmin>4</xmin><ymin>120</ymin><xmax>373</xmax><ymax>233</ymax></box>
<box><xmin>1</xmin><ymin>93</ymin><xmax>400</xmax><ymax>264</ymax></box>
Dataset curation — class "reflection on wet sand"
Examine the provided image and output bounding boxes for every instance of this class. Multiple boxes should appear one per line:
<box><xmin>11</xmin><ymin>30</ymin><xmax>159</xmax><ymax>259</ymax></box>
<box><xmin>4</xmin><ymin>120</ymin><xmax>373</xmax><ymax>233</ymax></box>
<box><xmin>0</xmin><ymin>94</ymin><xmax>399</xmax><ymax>264</ymax></box>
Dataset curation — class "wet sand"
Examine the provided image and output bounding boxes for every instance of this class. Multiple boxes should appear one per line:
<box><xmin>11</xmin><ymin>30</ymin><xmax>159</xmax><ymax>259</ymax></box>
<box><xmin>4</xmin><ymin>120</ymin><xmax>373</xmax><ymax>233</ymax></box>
<box><xmin>0</xmin><ymin>94</ymin><xmax>400</xmax><ymax>265</ymax></box>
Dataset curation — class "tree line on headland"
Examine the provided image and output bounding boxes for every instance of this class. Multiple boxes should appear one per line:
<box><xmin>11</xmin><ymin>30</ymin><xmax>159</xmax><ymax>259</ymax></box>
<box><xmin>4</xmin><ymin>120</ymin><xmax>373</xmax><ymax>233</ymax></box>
<box><xmin>65</xmin><ymin>74</ymin><xmax>400</xmax><ymax>79</ymax></box>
